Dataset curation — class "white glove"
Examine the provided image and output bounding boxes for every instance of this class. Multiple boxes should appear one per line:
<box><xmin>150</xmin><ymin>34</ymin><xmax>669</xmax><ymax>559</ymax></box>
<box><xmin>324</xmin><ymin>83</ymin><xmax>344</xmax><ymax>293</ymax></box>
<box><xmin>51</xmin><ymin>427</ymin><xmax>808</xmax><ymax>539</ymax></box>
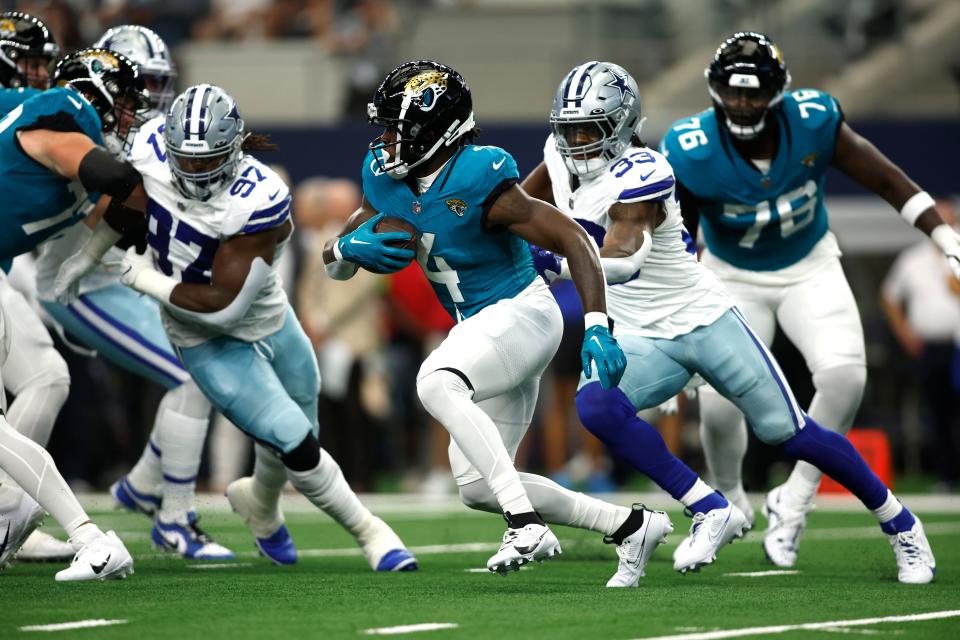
<box><xmin>932</xmin><ymin>225</ymin><xmax>960</xmax><ymax>280</ymax></box>
<box><xmin>53</xmin><ymin>252</ymin><xmax>98</xmax><ymax>304</ymax></box>
<box><xmin>120</xmin><ymin>245</ymin><xmax>156</xmax><ymax>290</ymax></box>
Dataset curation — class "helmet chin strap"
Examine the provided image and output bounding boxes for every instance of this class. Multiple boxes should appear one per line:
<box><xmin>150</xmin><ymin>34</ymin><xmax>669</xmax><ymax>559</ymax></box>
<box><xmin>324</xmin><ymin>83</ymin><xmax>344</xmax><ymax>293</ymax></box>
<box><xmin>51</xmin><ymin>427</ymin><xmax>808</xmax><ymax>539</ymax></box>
<box><xmin>386</xmin><ymin>112</ymin><xmax>476</xmax><ymax>180</ymax></box>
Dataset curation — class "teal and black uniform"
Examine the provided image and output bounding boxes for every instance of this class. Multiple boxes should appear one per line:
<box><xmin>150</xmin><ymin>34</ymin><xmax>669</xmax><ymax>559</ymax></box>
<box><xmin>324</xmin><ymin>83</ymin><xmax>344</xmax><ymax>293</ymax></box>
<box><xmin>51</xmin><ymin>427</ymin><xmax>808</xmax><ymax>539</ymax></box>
<box><xmin>0</xmin><ymin>87</ymin><xmax>39</xmax><ymax>117</ymax></box>
<box><xmin>361</xmin><ymin>144</ymin><xmax>537</xmax><ymax>321</ymax></box>
<box><xmin>660</xmin><ymin>89</ymin><xmax>843</xmax><ymax>271</ymax></box>
<box><xmin>0</xmin><ymin>86</ymin><xmax>102</xmax><ymax>263</ymax></box>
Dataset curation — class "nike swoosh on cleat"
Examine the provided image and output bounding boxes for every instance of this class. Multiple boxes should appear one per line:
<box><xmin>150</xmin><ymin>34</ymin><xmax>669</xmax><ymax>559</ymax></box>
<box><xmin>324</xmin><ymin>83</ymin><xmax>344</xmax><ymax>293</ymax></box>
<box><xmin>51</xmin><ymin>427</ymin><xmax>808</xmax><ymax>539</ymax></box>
<box><xmin>513</xmin><ymin>532</ymin><xmax>547</xmax><ymax>555</ymax></box>
<box><xmin>90</xmin><ymin>554</ymin><xmax>110</xmax><ymax>575</ymax></box>
<box><xmin>492</xmin><ymin>158</ymin><xmax>505</xmax><ymax>170</ymax></box>
<box><xmin>707</xmin><ymin>510</ymin><xmax>733</xmax><ymax>543</ymax></box>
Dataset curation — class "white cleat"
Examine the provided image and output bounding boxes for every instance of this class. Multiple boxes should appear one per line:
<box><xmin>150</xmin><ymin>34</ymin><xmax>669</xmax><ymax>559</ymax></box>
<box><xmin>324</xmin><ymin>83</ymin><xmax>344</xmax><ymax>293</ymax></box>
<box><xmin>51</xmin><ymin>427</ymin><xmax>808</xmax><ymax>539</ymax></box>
<box><xmin>673</xmin><ymin>502</ymin><xmax>748</xmax><ymax>574</ymax></box>
<box><xmin>15</xmin><ymin>529</ymin><xmax>75</xmax><ymax>562</ymax></box>
<box><xmin>727</xmin><ymin>492</ymin><xmax>756</xmax><ymax>534</ymax></box>
<box><xmin>0</xmin><ymin>491</ymin><xmax>45</xmax><ymax>570</ymax></box>
<box><xmin>889</xmin><ymin>518</ymin><xmax>936</xmax><ymax>584</ymax></box>
<box><xmin>604</xmin><ymin>505</ymin><xmax>673</xmax><ymax>588</ymax></box>
<box><xmin>487</xmin><ymin>522</ymin><xmax>561</xmax><ymax>575</ymax></box>
<box><xmin>55</xmin><ymin>531</ymin><xmax>134</xmax><ymax>582</ymax></box>
<box><xmin>762</xmin><ymin>484</ymin><xmax>812</xmax><ymax>568</ymax></box>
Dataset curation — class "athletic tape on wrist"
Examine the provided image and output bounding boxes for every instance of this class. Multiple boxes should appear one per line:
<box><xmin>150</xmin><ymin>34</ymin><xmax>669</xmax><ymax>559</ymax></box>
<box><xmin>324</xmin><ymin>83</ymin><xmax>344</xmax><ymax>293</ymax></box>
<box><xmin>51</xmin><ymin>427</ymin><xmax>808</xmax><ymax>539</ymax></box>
<box><xmin>899</xmin><ymin>191</ymin><xmax>936</xmax><ymax>227</ymax></box>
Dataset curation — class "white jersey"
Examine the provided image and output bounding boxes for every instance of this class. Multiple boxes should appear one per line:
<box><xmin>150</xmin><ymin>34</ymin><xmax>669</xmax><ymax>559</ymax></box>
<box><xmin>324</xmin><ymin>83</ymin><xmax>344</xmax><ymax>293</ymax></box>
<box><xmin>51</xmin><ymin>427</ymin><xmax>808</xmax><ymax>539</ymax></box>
<box><xmin>544</xmin><ymin>136</ymin><xmax>732</xmax><ymax>339</ymax></box>
<box><xmin>128</xmin><ymin>116</ymin><xmax>291</xmax><ymax>347</ymax></box>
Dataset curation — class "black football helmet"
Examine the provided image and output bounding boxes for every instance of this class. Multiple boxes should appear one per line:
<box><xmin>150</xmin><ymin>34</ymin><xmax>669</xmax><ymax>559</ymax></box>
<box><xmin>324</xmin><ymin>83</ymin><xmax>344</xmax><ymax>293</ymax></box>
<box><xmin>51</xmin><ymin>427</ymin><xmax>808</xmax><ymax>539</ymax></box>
<box><xmin>0</xmin><ymin>11</ymin><xmax>60</xmax><ymax>89</ymax></box>
<box><xmin>52</xmin><ymin>48</ymin><xmax>149</xmax><ymax>140</ymax></box>
<box><xmin>706</xmin><ymin>32</ymin><xmax>791</xmax><ymax>139</ymax></box>
<box><xmin>367</xmin><ymin>60</ymin><xmax>475</xmax><ymax>179</ymax></box>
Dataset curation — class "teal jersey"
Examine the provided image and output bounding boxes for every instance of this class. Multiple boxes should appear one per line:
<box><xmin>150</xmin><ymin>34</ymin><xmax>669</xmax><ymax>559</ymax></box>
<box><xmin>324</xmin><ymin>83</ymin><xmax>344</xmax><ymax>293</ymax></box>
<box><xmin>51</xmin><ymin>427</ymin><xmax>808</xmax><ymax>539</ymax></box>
<box><xmin>660</xmin><ymin>89</ymin><xmax>842</xmax><ymax>271</ymax></box>
<box><xmin>361</xmin><ymin>144</ymin><xmax>537</xmax><ymax>321</ymax></box>
<box><xmin>0</xmin><ymin>87</ymin><xmax>39</xmax><ymax>117</ymax></box>
<box><xmin>0</xmin><ymin>87</ymin><xmax>103</xmax><ymax>261</ymax></box>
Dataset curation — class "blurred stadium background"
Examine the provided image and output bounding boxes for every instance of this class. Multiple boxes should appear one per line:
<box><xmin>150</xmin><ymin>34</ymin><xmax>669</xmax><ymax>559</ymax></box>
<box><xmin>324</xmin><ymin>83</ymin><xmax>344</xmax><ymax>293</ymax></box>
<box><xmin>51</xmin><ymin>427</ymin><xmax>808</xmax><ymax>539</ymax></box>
<box><xmin>5</xmin><ymin>0</ymin><xmax>959</xmax><ymax>498</ymax></box>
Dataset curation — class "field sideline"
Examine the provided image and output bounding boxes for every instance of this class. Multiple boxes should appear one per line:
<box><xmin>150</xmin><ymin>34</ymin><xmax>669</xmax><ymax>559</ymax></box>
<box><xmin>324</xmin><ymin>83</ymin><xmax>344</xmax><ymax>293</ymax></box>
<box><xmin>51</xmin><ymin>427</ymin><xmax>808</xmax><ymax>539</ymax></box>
<box><xmin>1</xmin><ymin>493</ymin><xmax>958</xmax><ymax>639</ymax></box>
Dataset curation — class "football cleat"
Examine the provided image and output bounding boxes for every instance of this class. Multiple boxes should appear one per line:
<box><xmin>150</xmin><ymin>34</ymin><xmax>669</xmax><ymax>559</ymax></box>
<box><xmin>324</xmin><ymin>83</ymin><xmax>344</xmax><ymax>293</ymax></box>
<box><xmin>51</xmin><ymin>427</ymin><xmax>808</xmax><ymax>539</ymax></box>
<box><xmin>356</xmin><ymin>515</ymin><xmax>418</xmax><ymax>572</ymax></box>
<box><xmin>0</xmin><ymin>490</ymin><xmax>45</xmax><ymax>570</ymax></box>
<box><xmin>110</xmin><ymin>476</ymin><xmax>161</xmax><ymax>518</ymax></box>
<box><xmin>487</xmin><ymin>523</ymin><xmax>561</xmax><ymax>575</ymax></box>
<box><xmin>226</xmin><ymin>477</ymin><xmax>296</xmax><ymax>565</ymax></box>
<box><xmin>673</xmin><ymin>502</ymin><xmax>748</xmax><ymax>573</ymax></box>
<box><xmin>152</xmin><ymin>513</ymin><xmax>235</xmax><ymax>560</ymax></box>
<box><xmin>604</xmin><ymin>504</ymin><xmax>673</xmax><ymax>588</ymax></box>
<box><xmin>15</xmin><ymin>529</ymin><xmax>75</xmax><ymax>562</ymax></box>
<box><xmin>889</xmin><ymin>518</ymin><xmax>936</xmax><ymax>584</ymax></box>
<box><xmin>762</xmin><ymin>484</ymin><xmax>812</xmax><ymax>567</ymax></box>
<box><xmin>726</xmin><ymin>490</ymin><xmax>756</xmax><ymax>534</ymax></box>
<box><xmin>55</xmin><ymin>530</ymin><xmax>133</xmax><ymax>581</ymax></box>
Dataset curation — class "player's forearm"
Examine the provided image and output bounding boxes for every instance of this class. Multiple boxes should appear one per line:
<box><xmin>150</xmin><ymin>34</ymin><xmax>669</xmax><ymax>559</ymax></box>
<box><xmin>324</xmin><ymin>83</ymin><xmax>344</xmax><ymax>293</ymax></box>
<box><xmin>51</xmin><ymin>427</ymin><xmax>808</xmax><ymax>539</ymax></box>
<box><xmin>169</xmin><ymin>283</ymin><xmax>236</xmax><ymax>313</ymax></box>
<box><xmin>322</xmin><ymin>237</ymin><xmax>360</xmax><ymax>280</ymax></box>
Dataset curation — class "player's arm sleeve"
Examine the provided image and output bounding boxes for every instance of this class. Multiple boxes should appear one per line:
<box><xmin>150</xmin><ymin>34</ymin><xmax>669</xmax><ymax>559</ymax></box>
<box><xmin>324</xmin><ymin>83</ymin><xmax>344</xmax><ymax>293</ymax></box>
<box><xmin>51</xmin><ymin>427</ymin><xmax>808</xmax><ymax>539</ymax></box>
<box><xmin>676</xmin><ymin>179</ymin><xmax>701</xmax><ymax>243</ymax></box>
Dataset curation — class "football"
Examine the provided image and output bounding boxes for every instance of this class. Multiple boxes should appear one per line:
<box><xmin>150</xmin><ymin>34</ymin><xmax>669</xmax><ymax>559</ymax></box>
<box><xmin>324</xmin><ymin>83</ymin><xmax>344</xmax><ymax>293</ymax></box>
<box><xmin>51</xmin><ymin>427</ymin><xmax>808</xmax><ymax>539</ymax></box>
<box><xmin>374</xmin><ymin>215</ymin><xmax>418</xmax><ymax>251</ymax></box>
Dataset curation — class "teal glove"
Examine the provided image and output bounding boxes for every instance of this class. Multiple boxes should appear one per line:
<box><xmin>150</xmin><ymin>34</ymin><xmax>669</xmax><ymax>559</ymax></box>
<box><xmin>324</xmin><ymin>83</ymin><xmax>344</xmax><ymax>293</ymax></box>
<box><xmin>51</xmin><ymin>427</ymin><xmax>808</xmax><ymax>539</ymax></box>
<box><xmin>338</xmin><ymin>213</ymin><xmax>415</xmax><ymax>273</ymax></box>
<box><xmin>581</xmin><ymin>324</ymin><xmax>627</xmax><ymax>390</ymax></box>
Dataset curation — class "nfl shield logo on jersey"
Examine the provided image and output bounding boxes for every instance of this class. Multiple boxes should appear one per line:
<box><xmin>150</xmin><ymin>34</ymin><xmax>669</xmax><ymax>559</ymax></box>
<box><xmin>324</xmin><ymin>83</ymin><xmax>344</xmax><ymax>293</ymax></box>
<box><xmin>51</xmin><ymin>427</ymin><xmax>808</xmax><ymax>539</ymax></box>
<box><xmin>412</xmin><ymin>200</ymin><xmax>422</xmax><ymax>214</ymax></box>
<box><xmin>445</xmin><ymin>198</ymin><xmax>467</xmax><ymax>216</ymax></box>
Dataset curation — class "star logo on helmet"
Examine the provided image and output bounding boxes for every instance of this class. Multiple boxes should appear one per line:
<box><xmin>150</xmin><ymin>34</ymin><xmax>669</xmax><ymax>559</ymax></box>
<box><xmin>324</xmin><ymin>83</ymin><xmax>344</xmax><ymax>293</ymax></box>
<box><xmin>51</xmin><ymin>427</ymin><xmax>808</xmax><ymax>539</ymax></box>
<box><xmin>604</xmin><ymin>71</ymin><xmax>634</xmax><ymax>101</ymax></box>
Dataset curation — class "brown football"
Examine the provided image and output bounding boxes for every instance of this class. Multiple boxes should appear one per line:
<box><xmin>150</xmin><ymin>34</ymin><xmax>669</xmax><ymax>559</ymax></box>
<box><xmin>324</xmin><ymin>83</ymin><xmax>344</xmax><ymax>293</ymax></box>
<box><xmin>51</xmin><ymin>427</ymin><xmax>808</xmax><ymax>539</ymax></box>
<box><xmin>374</xmin><ymin>216</ymin><xmax>418</xmax><ymax>250</ymax></box>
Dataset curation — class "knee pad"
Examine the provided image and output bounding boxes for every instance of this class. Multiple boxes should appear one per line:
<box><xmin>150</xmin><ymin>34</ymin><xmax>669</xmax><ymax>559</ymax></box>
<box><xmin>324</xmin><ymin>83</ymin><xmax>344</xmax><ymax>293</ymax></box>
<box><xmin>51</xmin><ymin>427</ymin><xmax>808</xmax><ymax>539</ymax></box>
<box><xmin>281</xmin><ymin>432</ymin><xmax>321</xmax><ymax>472</ymax></box>
<box><xmin>416</xmin><ymin>368</ymin><xmax>473</xmax><ymax>414</ymax></box>
<box><xmin>457</xmin><ymin>479</ymin><xmax>500</xmax><ymax>513</ymax></box>
<box><xmin>810</xmin><ymin>364</ymin><xmax>867</xmax><ymax>432</ymax></box>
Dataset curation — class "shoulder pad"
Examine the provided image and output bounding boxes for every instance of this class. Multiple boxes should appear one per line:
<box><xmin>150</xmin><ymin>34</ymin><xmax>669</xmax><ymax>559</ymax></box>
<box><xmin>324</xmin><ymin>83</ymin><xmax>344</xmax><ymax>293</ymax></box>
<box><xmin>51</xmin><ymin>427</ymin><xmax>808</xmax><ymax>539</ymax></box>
<box><xmin>610</xmin><ymin>148</ymin><xmax>675</xmax><ymax>203</ymax></box>
<box><xmin>225</xmin><ymin>158</ymin><xmax>292</xmax><ymax>236</ymax></box>
<box><xmin>466</xmin><ymin>145</ymin><xmax>519</xmax><ymax>181</ymax></box>
<box><xmin>783</xmin><ymin>89</ymin><xmax>841</xmax><ymax>132</ymax></box>
<box><xmin>127</xmin><ymin>115</ymin><xmax>165</xmax><ymax>167</ymax></box>
<box><xmin>660</xmin><ymin>109</ymin><xmax>716</xmax><ymax>166</ymax></box>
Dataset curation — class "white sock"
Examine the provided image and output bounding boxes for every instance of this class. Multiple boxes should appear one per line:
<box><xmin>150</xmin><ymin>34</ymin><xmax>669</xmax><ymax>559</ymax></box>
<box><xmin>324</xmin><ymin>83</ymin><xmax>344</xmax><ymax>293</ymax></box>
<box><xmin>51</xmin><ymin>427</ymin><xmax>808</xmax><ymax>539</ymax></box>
<box><xmin>699</xmin><ymin>389</ymin><xmax>749</xmax><ymax>496</ymax></box>
<box><xmin>515</xmin><ymin>473</ymin><xmax>628</xmax><ymax>535</ymax></box>
<box><xmin>418</xmin><ymin>370</ymin><xmax>534</xmax><ymax>516</ymax></box>
<box><xmin>872</xmin><ymin>490</ymin><xmax>903</xmax><ymax>524</ymax></box>
<box><xmin>153</xmin><ymin>383</ymin><xmax>210</xmax><ymax>522</ymax></box>
<box><xmin>209</xmin><ymin>412</ymin><xmax>250</xmax><ymax>489</ymax></box>
<box><xmin>0</xmin><ymin>415</ymin><xmax>89</xmax><ymax>533</ymax></box>
<box><xmin>252</xmin><ymin>443</ymin><xmax>287</xmax><ymax>509</ymax></box>
<box><xmin>68</xmin><ymin>521</ymin><xmax>104</xmax><ymax>550</ymax></box>
<box><xmin>6</xmin><ymin>380</ymin><xmax>69</xmax><ymax>448</ymax></box>
<box><xmin>679</xmin><ymin>478</ymin><xmax>716</xmax><ymax>509</ymax></box>
<box><xmin>127</xmin><ymin>435</ymin><xmax>162</xmax><ymax>495</ymax></box>
<box><xmin>286</xmin><ymin>449</ymin><xmax>370</xmax><ymax>536</ymax></box>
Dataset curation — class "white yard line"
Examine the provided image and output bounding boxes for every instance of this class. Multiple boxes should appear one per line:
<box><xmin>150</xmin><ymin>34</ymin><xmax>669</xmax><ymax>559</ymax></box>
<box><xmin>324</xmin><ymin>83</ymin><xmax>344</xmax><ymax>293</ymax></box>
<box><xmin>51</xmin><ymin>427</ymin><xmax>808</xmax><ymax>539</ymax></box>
<box><xmin>19</xmin><ymin>619</ymin><xmax>128</xmax><ymax>633</ymax></box>
<box><xmin>75</xmin><ymin>492</ymin><xmax>960</xmax><ymax>515</ymax></box>
<box><xmin>722</xmin><ymin>570</ymin><xmax>800</xmax><ymax>577</ymax></box>
<box><xmin>186</xmin><ymin>562</ymin><xmax>253</xmax><ymax>569</ymax></box>
<box><xmin>633</xmin><ymin>610</ymin><xmax>960</xmax><ymax>640</ymax></box>
<box><xmin>362</xmin><ymin>623</ymin><xmax>459</xmax><ymax>635</ymax></box>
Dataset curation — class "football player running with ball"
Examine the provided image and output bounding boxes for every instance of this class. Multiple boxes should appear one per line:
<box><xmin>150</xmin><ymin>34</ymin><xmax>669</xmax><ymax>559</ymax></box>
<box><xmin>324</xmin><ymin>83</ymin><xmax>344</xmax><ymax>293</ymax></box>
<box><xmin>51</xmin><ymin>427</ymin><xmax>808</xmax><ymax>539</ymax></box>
<box><xmin>660</xmin><ymin>32</ymin><xmax>957</xmax><ymax>577</ymax></box>
<box><xmin>325</xmin><ymin>60</ymin><xmax>675</xmax><ymax>585</ymax></box>
<box><xmin>528</xmin><ymin>61</ymin><xmax>935</xmax><ymax>584</ymax></box>
<box><xmin>61</xmin><ymin>84</ymin><xmax>417</xmax><ymax>572</ymax></box>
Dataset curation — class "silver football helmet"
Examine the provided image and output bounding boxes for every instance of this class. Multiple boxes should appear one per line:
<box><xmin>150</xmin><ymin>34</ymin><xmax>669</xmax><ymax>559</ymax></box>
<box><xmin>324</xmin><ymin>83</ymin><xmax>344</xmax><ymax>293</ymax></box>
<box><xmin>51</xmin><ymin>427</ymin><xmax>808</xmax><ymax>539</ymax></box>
<box><xmin>550</xmin><ymin>61</ymin><xmax>644</xmax><ymax>179</ymax></box>
<box><xmin>96</xmin><ymin>25</ymin><xmax>176</xmax><ymax>116</ymax></box>
<box><xmin>164</xmin><ymin>84</ymin><xmax>245</xmax><ymax>201</ymax></box>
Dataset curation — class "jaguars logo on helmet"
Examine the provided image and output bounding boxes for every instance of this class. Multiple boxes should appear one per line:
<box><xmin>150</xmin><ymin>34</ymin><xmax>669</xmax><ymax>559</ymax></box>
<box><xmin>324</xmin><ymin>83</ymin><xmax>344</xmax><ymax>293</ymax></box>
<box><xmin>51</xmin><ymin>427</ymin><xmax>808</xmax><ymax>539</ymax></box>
<box><xmin>0</xmin><ymin>11</ymin><xmax>59</xmax><ymax>89</ymax></box>
<box><xmin>367</xmin><ymin>60</ymin><xmax>475</xmax><ymax>179</ymax></box>
<box><xmin>706</xmin><ymin>32</ymin><xmax>791</xmax><ymax>140</ymax></box>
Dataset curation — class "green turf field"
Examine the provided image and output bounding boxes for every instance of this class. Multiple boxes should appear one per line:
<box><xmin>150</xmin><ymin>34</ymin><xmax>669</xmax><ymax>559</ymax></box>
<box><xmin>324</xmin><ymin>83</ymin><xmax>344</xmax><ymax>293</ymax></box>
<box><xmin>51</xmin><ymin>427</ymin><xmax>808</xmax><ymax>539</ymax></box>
<box><xmin>1</xmin><ymin>495</ymin><xmax>957</xmax><ymax>639</ymax></box>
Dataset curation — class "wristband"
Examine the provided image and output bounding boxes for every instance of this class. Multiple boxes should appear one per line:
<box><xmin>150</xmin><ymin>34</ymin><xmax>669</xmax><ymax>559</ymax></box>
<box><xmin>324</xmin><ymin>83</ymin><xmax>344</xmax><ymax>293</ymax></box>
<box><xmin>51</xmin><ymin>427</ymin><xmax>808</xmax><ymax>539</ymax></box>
<box><xmin>585</xmin><ymin>311</ymin><xmax>608</xmax><ymax>330</ymax></box>
<box><xmin>333</xmin><ymin>238</ymin><xmax>345</xmax><ymax>262</ymax></box>
<box><xmin>899</xmin><ymin>191</ymin><xmax>935</xmax><ymax>227</ymax></box>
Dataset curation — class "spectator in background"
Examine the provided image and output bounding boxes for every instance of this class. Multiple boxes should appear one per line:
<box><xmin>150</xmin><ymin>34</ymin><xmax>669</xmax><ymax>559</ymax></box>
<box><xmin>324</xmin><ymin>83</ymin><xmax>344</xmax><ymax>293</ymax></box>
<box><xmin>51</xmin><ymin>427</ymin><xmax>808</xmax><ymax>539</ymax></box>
<box><xmin>328</xmin><ymin>0</ymin><xmax>398</xmax><ymax>118</ymax></box>
<box><xmin>296</xmin><ymin>177</ymin><xmax>388</xmax><ymax>491</ymax></box>
<box><xmin>881</xmin><ymin>198</ymin><xmax>960</xmax><ymax>492</ymax></box>
<box><xmin>99</xmin><ymin>0</ymin><xmax>210</xmax><ymax>47</ymax></box>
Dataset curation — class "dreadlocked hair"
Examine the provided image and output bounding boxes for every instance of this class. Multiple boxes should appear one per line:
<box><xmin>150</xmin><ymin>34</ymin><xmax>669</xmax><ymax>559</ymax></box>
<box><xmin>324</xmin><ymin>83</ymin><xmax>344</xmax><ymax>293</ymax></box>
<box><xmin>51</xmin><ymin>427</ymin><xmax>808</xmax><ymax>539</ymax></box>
<box><xmin>242</xmin><ymin>132</ymin><xmax>278</xmax><ymax>151</ymax></box>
